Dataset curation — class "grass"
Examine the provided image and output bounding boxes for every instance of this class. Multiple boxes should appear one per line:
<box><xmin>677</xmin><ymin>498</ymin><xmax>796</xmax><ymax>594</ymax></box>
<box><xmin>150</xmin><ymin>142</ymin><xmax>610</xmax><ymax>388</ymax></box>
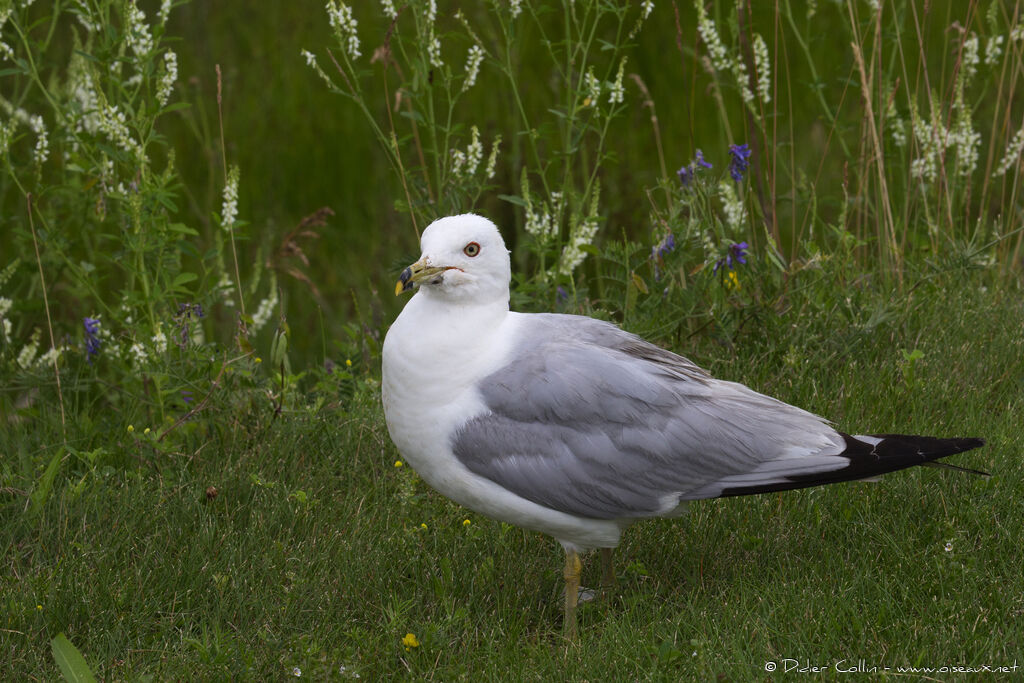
<box><xmin>4</xmin><ymin>272</ymin><xmax>1021</xmax><ymax>680</ymax></box>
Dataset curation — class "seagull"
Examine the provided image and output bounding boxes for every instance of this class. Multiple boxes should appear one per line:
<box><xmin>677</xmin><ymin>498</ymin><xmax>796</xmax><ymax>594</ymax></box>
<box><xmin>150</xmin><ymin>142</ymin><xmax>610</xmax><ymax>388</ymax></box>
<box><xmin>381</xmin><ymin>213</ymin><xmax>985</xmax><ymax>639</ymax></box>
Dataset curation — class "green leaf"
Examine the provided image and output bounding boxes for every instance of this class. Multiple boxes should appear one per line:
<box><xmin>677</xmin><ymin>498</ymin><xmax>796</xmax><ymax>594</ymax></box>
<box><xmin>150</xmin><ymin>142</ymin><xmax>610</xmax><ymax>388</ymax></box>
<box><xmin>167</xmin><ymin>223</ymin><xmax>199</xmax><ymax>236</ymax></box>
<box><xmin>172</xmin><ymin>272</ymin><xmax>198</xmax><ymax>287</ymax></box>
<box><xmin>29</xmin><ymin>450</ymin><xmax>63</xmax><ymax>518</ymax></box>
<box><xmin>497</xmin><ymin>194</ymin><xmax>527</xmax><ymax>207</ymax></box>
<box><xmin>51</xmin><ymin>633</ymin><xmax>97</xmax><ymax>683</ymax></box>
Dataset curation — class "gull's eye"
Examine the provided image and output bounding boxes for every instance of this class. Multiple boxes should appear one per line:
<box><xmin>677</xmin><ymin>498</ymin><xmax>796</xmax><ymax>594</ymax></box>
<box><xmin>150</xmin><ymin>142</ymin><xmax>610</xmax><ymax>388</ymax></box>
<box><xmin>463</xmin><ymin>242</ymin><xmax>481</xmax><ymax>257</ymax></box>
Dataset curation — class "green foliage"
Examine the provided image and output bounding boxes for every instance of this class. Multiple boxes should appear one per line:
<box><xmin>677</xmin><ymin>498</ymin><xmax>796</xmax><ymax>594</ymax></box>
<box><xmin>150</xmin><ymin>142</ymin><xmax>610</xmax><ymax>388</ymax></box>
<box><xmin>50</xmin><ymin>633</ymin><xmax>97</xmax><ymax>683</ymax></box>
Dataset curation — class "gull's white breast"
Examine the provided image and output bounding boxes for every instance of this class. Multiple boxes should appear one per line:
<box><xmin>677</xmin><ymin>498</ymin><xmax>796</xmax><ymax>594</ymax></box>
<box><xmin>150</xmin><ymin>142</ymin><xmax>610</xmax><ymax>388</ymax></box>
<box><xmin>382</xmin><ymin>298</ymin><xmax>623</xmax><ymax>551</ymax></box>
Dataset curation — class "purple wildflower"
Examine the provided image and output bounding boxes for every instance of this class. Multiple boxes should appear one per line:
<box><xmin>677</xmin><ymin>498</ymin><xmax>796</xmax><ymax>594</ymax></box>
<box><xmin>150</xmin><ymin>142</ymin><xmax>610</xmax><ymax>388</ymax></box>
<box><xmin>556</xmin><ymin>286</ymin><xmax>569</xmax><ymax>304</ymax></box>
<box><xmin>651</xmin><ymin>233</ymin><xmax>676</xmax><ymax>281</ymax></box>
<box><xmin>713</xmin><ymin>242</ymin><xmax>750</xmax><ymax>273</ymax></box>
<box><xmin>180</xmin><ymin>390</ymin><xmax>194</xmax><ymax>404</ymax></box>
<box><xmin>728</xmin><ymin>143</ymin><xmax>752</xmax><ymax>182</ymax></box>
<box><xmin>83</xmin><ymin>317</ymin><xmax>101</xmax><ymax>362</ymax></box>
<box><xmin>677</xmin><ymin>149</ymin><xmax>713</xmax><ymax>187</ymax></box>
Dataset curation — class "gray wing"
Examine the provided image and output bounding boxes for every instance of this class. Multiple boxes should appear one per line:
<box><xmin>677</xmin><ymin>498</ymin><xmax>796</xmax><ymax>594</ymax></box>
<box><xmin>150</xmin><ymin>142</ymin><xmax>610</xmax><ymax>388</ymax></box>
<box><xmin>450</xmin><ymin>313</ymin><xmax>847</xmax><ymax>520</ymax></box>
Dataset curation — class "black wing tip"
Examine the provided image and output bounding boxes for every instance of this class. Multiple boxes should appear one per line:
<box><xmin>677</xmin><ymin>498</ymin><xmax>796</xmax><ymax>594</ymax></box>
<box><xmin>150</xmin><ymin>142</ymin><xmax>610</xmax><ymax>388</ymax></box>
<box><xmin>719</xmin><ymin>432</ymin><xmax>988</xmax><ymax>498</ymax></box>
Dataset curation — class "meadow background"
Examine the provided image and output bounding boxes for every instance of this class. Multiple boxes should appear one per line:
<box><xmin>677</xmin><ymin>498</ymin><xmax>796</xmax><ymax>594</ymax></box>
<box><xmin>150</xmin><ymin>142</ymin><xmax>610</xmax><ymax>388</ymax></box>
<box><xmin>2</xmin><ymin>0</ymin><xmax>1023</xmax><ymax>679</ymax></box>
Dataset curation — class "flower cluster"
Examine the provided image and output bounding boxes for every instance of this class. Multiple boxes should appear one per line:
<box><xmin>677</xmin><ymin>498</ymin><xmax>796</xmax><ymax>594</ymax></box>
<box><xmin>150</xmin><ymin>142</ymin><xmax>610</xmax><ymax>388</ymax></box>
<box><xmin>728</xmin><ymin>143</ymin><xmax>751</xmax><ymax>182</ymax></box>
<box><xmin>752</xmin><ymin>34</ymin><xmax>771</xmax><ymax>104</ymax></box>
<box><xmin>718</xmin><ymin>180</ymin><xmax>746</xmax><ymax>228</ymax></box>
<box><xmin>124</xmin><ymin>1</ymin><xmax>154</xmax><ymax>58</ymax></box>
<box><xmin>221</xmin><ymin>165</ymin><xmax>240</xmax><ymax>230</ymax></box>
<box><xmin>677</xmin><ymin>149</ymin><xmax>712</xmax><ymax>187</ymax></box>
<box><xmin>713</xmin><ymin>242</ymin><xmax>749</xmax><ymax>273</ymax></box>
<box><xmin>156</xmin><ymin>51</ymin><xmax>178</xmax><ymax>107</ymax></box>
<box><xmin>609</xmin><ymin>58</ymin><xmax>627</xmax><ymax>105</ymax></box>
<box><xmin>327</xmin><ymin>1</ymin><xmax>361</xmax><ymax>60</ymax></box>
<box><xmin>250</xmin><ymin>286</ymin><xmax>279</xmax><ymax>333</ymax></box>
<box><xmin>462</xmin><ymin>45</ymin><xmax>484</xmax><ymax>92</ymax></box>
<box><xmin>995</xmin><ymin>123</ymin><xmax>1024</xmax><ymax>176</ymax></box>
<box><xmin>84</xmin><ymin>317</ymin><xmax>101</xmax><ymax>361</ymax></box>
<box><xmin>650</xmin><ymin>232</ymin><xmax>675</xmax><ymax>281</ymax></box>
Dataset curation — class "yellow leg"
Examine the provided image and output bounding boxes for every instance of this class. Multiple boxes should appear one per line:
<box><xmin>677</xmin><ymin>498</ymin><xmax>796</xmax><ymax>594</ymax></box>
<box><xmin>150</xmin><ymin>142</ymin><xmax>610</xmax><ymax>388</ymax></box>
<box><xmin>600</xmin><ymin>547</ymin><xmax>616</xmax><ymax>588</ymax></box>
<box><xmin>563</xmin><ymin>549</ymin><xmax>582</xmax><ymax>641</ymax></box>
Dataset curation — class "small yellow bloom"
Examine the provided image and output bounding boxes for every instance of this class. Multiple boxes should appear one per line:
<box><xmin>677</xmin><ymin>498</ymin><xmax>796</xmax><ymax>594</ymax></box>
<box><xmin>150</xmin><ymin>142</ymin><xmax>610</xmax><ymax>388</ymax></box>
<box><xmin>144</xmin><ymin>427</ymin><xmax>151</xmax><ymax>434</ymax></box>
<box><xmin>255</xmin><ymin>357</ymin><xmax>262</xmax><ymax>364</ymax></box>
<box><xmin>36</xmin><ymin>604</ymin><xmax>42</xmax><ymax>611</ymax></box>
<box><xmin>402</xmin><ymin>632</ymin><xmax>420</xmax><ymax>648</ymax></box>
<box><xmin>726</xmin><ymin>270</ymin><xmax>740</xmax><ymax>291</ymax></box>
<box><xmin>127</xmin><ymin>425</ymin><xmax>134</xmax><ymax>433</ymax></box>
<box><xmin>462</xmin><ymin>519</ymin><xmax>471</xmax><ymax>527</ymax></box>
<box><xmin>394</xmin><ymin>460</ymin><xmax>403</xmax><ymax>468</ymax></box>
<box><xmin>420</xmin><ymin>523</ymin><xmax>428</xmax><ymax>530</ymax></box>
<box><xmin>345</xmin><ymin>358</ymin><xmax>352</xmax><ymax>367</ymax></box>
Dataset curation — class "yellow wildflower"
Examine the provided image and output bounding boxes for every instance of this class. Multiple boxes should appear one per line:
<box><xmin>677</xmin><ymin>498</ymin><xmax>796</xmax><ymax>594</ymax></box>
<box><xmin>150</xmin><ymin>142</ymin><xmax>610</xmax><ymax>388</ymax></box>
<box><xmin>394</xmin><ymin>460</ymin><xmax>403</xmax><ymax>468</ymax></box>
<box><xmin>462</xmin><ymin>518</ymin><xmax>471</xmax><ymax>527</ymax></box>
<box><xmin>127</xmin><ymin>425</ymin><xmax>134</xmax><ymax>433</ymax></box>
<box><xmin>345</xmin><ymin>358</ymin><xmax>352</xmax><ymax>367</ymax></box>
<box><xmin>420</xmin><ymin>523</ymin><xmax>428</xmax><ymax>530</ymax></box>
<box><xmin>726</xmin><ymin>270</ymin><xmax>740</xmax><ymax>290</ymax></box>
<box><xmin>402</xmin><ymin>632</ymin><xmax>420</xmax><ymax>649</ymax></box>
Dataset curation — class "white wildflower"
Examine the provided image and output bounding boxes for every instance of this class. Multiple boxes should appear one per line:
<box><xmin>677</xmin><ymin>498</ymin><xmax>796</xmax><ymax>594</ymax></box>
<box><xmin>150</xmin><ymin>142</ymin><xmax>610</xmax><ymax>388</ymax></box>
<box><xmin>560</xmin><ymin>218</ymin><xmax>599</xmax><ymax>275</ymax></box>
<box><xmin>510</xmin><ymin>0</ymin><xmax>523</xmax><ymax>19</ymax></box>
<box><xmin>36</xmin><ymin>346</ymin><xmax>61</xmax><ymax>368</ymax></box>
<box><xmin>221</xmin><ymin>165</ymin><xmax>240</xmax><ymax>230</ymax></box>
<box><xmin>951</xmin><ymin>91</ymin><xmax>980</xmax><ymax>177</ymax></box>
<box><xmin>1012</xmin><ymin>25</ymin><xmax>1024</xmax><ymax>43</ymax></box>
<box><xmin>426</xmin><ymin>0</ymin><xmax>437</xmax><ymax>23</ymax></box>
<box><xmin>219</xmin><ymin>272</ymin><xmax>236</xmax><ymax>306</ymax></box>
<box><xmin>29</xmin><ymin>114</ymin><xmax>48</xmax><ymax>164</ymax></box>
<box><xmin>524</xmin><ymin>191</ymin><xmax>561</xmax><ymax>240</ymax></box>
<box><xmin>0</xmin><ymin>120</ymin><xmax>13</xmax><ymax>156</ymax></box>
<box><xmin>17</xmin><ymin>329</ymin><xmax>41</xmax><ymax>369</ymax></box>
<box><xmin>302</xmin><ymin>49</ymin><xmax>317</xmax><ymax>68</ymax></box>
<box><xmin>886</xmin><ymin>99</ymin><xmax>907</xmax><ymax>147</ymax></box>
<box><xmin>158</xmin><ymin>0</ymin><xmax>172</xmax><ymax>24</ymax></box>
<box><xmin>156</xmin><ymin>50</ymin><xmax>178</xmax><ymax>107</ymax></box>
<box><xmin>719</xmin><ymin>180</ymin><xmax>746</xmax><ymax>228</ymax></box>
<box><xmin>753</xmin><ymin>33</ymin><xmax>771</xmax><ymax>104</ymax></box>
<box><xmin>98</xmin><ymin>104</ymin><xmax>145</xmax><ymax>162</ymax></box>
<box><xmin>250</xmin><ymin>287</ymin><xmax>278</xmax><ymax>333</ymax></box>
<box><xmin>866</xmin><ymin>0</ymin><xmax>879</xmax><ymax>12</ymax></box>
<box><xmin>327</xmin><ymin>1</ymin><xmax>361</xmax><ymax>60</ymax></box>
<box><xmin>961</xmin><ymin>33</ymin><xmax>979</xmax><ymax>82</ymax></box>
<box><xmin>465</xmin><ymin>126</ymin><xmax>483</xmax><ymax>175</ymax></box>
<box><xmin>909</xmin><ymin>100</ymin><xmax>951</xmax><ymax>183</ymax></box>
<box><xmin>731</xmin><ymin>58</ymin><xmax>754</xmax><ymax>104</ymax></box>
<box><xmin>641</xmin><ymin>1</ymin><xmax>654</xmax><ymax>20</ymax></box>
<box><xmin>485</xmin><ymin>134</ymin><xmax>502</xmax><ymax>179</ymax></box>
<box><xmin>608</xmin><ymin>57</ymin><xmax>627</xmax><ymax>105</ymax></box>
<box><xmin>984</xmin><ymin>34</ymin><xmax>1003</xmax><ymax>66</ymax></box>
<box><xmin>124</xmin><ymin>1</ymin><xmax>154</xmax><ymax>58</ymax></box>
<box><xmin>0</xmin><ymin>296</ymin><xmax>11</xmax><ymax>318</ymax></box>
<box><xmin>0</xmin><ymin>8</ymin><xmax>13</xmax><ymax>60</ymax></box>
<box><xmin>129</xmin><ymin>341</ymin><xmax>147</xmax><ymax>365</ymax></box>
<box><xmin>696</xmin><ymin>1</ymin><xmax>732</xmax><ymax>71</ymax></box>
<box><xmin>380</xmin><ymin>0</ymin><xmax>397</xmax><ymax>20</ymax></box>
<box><xmin>462</xmin><ymin>44</ymin><xmax>484</xmax><ymax>92</ymax></box>
<box><xmin>450</xmin><ymin>148</ymin><xmax>466</xmax><ymax>177</ymax></box>
<box><xmin>151</xmin><ymin>329</ymin><xmax>167</xmax><ymax>354</ymax></box>
<box><xmin>994</xmin><ymin>122</ymin><xmax>1024</xmax><ymax>176</ymax></box>
<box><xmin>583</xmin><ymin>67</ymin><xmax>601</xmax><ymax>107</ymax></box>
<box><xmin>1</xmin><ymin>318</ymin><xmax>11</xmax><ymax>341</ymax></box>
<box><xmin>427</xmin><ymin>33</ymin><xmax>442</xmax><ymax>68</ymax></box>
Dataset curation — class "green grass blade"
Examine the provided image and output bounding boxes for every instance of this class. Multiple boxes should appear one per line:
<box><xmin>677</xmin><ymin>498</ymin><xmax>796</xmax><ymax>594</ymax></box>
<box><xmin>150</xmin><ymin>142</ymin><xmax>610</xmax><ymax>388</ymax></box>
<box><xmin>50</xmin><ymin>634</ymin><xmax>97</xmax><ymax>683</ymax></box>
